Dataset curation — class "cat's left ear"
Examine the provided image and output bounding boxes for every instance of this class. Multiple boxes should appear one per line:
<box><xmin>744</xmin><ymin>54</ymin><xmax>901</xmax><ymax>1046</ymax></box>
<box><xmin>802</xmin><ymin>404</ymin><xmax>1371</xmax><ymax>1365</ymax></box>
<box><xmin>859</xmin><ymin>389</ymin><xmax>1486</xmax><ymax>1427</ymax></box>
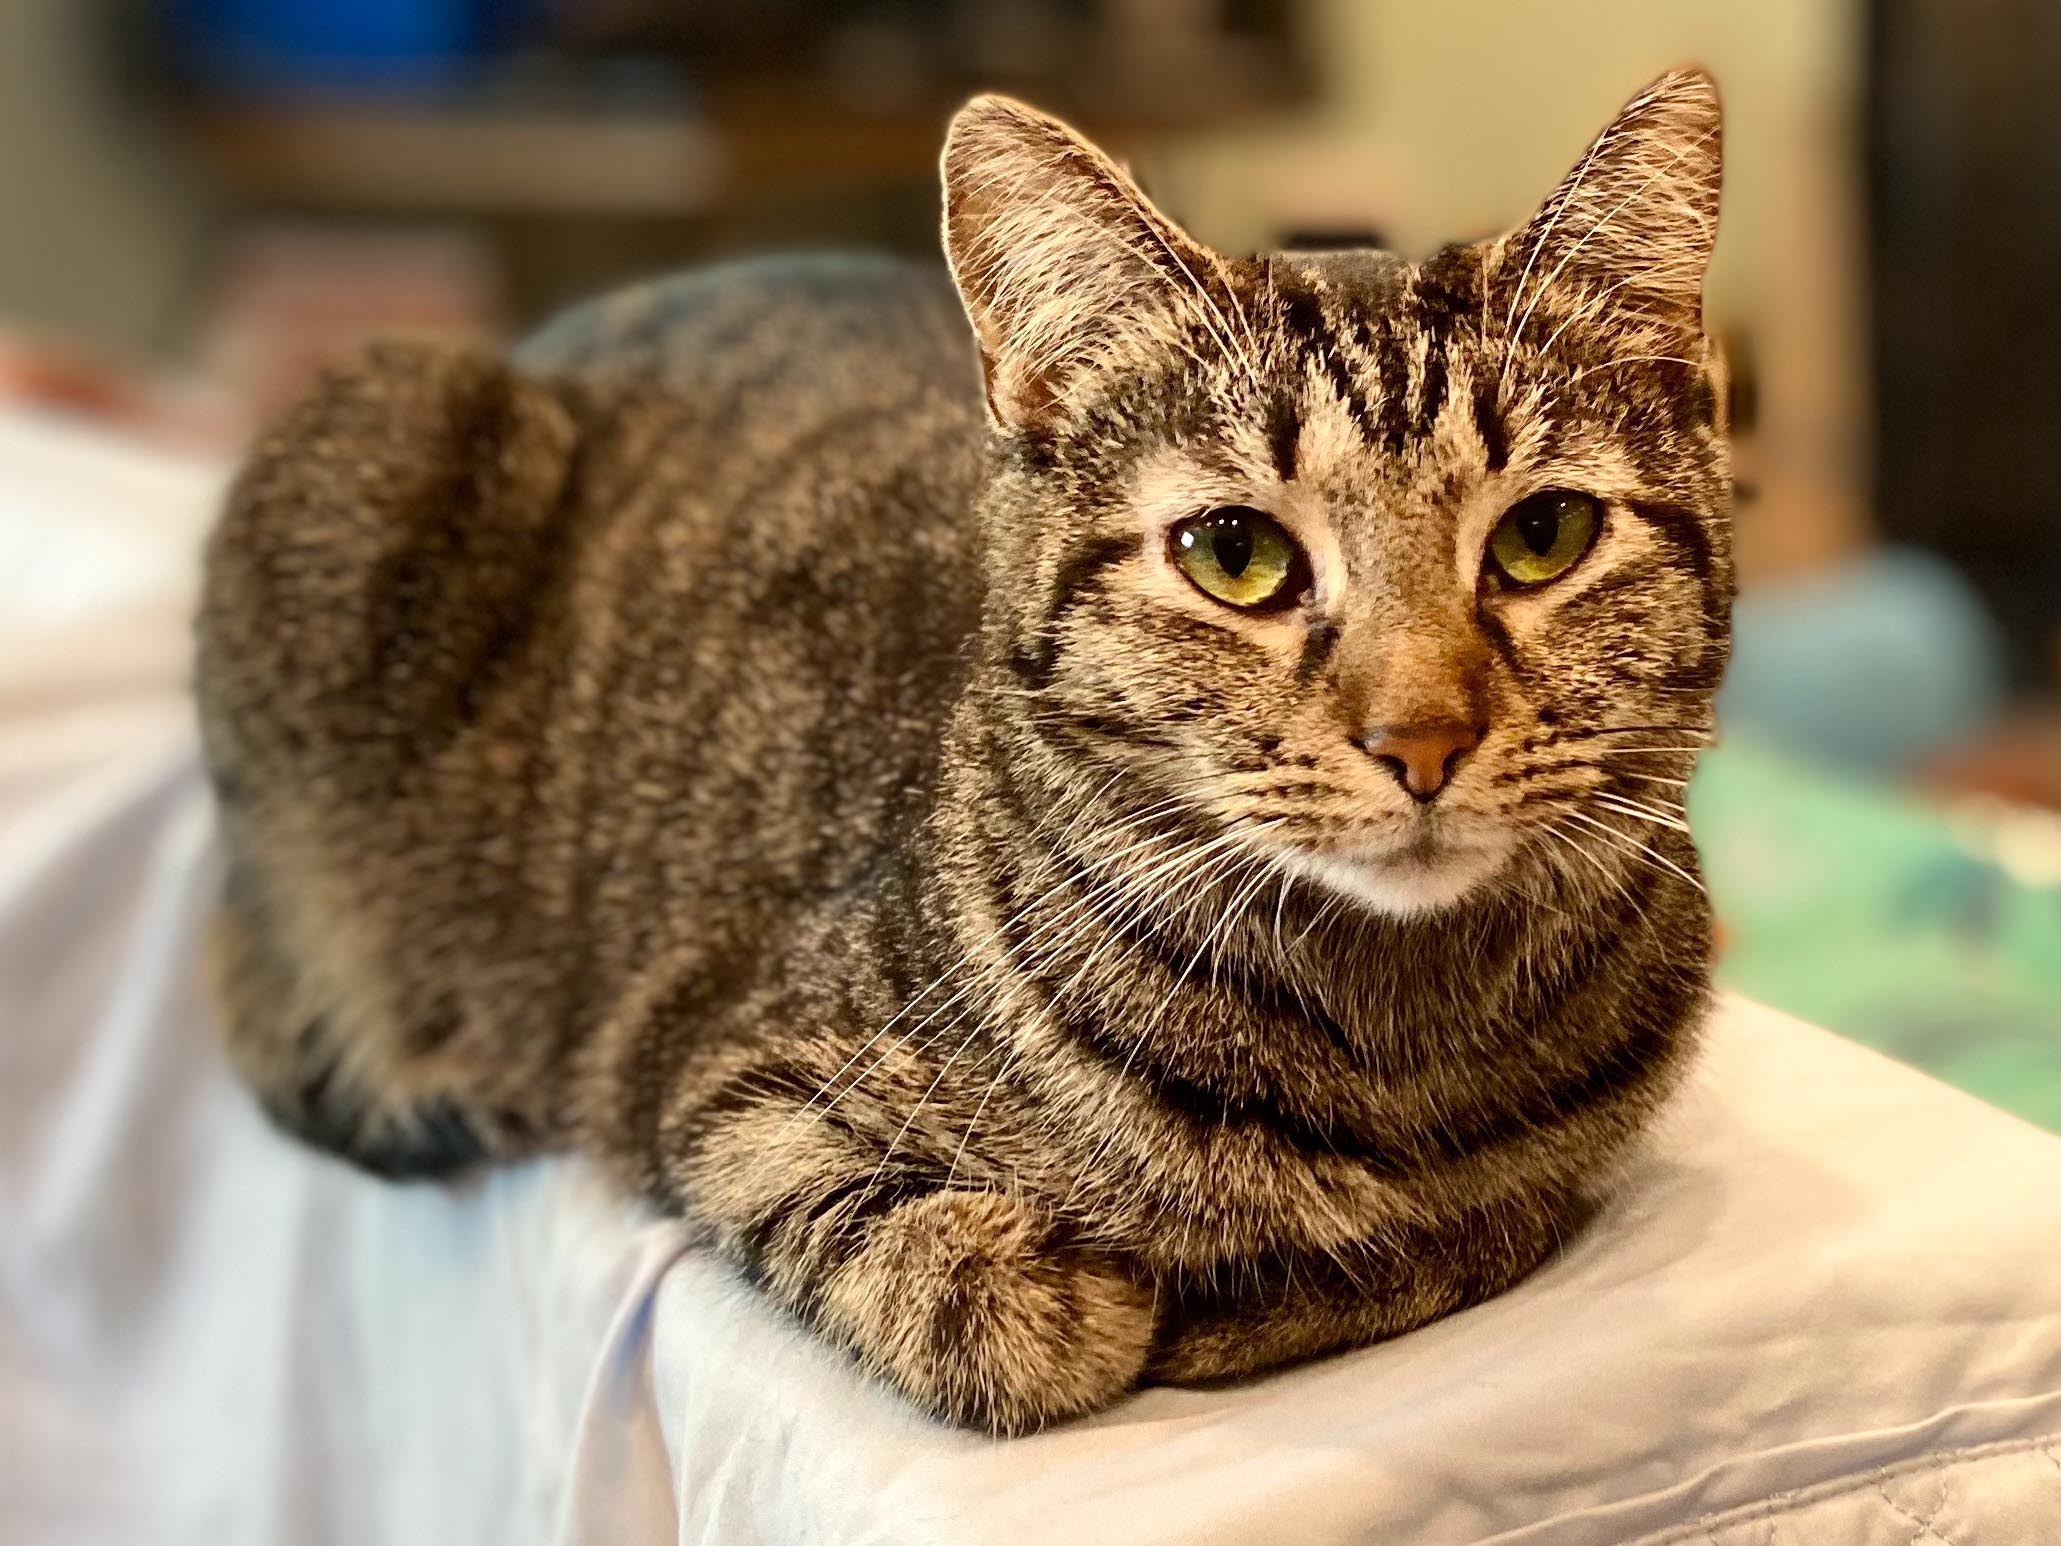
<box><xmin>1501</xmin><ymin>68</ymin><xmax>1723</xmax><ymax>342</ymax></box>
<box><xmin>942</xmin><ymin>95</ymin><xmax>1230</xmax><ymax>433</ymax></box>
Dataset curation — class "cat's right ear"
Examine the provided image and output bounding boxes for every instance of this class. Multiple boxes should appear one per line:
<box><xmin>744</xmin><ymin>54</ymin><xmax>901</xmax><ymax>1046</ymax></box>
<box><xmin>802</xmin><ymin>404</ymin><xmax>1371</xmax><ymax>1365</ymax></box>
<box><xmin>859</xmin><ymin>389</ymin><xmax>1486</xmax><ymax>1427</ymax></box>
<box><xmin>942</xmin><ymin>95</ymin><xmax>1222</xmax><ymax>433</ymax></box>
<box><xmin>1500</xmin><ymin>69</ymin><xmax>1723</xmax><ymax>345</ymax></box>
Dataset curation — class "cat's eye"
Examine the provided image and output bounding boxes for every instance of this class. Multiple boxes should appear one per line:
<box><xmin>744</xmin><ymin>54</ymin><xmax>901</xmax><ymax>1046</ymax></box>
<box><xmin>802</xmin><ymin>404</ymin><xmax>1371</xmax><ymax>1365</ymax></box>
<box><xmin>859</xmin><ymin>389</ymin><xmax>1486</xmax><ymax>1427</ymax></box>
<box><xmin>1169</xmin><ymin>506</ymin><xmax>1306</xmax><ymax>611</ymax></box>
<box><xmin>1486</xmin><ymin>490</ymin><xmax>1602</xmax><ymax>587</ymax></box>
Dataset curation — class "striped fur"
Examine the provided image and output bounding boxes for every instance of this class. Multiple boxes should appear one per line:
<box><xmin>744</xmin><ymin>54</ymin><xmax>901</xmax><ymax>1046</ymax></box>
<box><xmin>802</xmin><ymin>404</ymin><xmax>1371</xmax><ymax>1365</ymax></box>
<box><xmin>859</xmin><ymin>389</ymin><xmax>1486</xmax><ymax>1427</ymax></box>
<box><xmin>196</xmin><ymin>72</ymin><xmax>1731</xmax><ymax>1433</ymax></box>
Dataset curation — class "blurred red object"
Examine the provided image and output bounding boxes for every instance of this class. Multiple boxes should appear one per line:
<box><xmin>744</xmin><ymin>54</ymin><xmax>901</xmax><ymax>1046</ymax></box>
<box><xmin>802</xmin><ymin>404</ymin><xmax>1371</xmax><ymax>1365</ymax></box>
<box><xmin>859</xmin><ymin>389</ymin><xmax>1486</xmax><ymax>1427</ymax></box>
<box><xmin>0</xmin><ymin>333</ymin><xmax>248</xmax><ymax>454</ymax></box>
<box><xmin>0</xmin><ymin>337</ymin><xmax>139</xmax><ymax>419</ymax></box>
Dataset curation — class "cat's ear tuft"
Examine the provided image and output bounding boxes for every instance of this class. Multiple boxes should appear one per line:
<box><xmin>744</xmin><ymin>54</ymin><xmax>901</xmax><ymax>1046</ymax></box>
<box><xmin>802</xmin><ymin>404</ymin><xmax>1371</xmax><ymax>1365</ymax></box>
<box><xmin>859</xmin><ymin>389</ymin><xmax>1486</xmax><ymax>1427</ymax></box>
<box><xmin>942</xmin><ymin>94</ymin><xmax>1222</xmax><ymax>432</ymax></box>
<box><xmin>1503</xmin><ymin>68</ymin><xmax>1723</xmax><ymax>342</ymax></box>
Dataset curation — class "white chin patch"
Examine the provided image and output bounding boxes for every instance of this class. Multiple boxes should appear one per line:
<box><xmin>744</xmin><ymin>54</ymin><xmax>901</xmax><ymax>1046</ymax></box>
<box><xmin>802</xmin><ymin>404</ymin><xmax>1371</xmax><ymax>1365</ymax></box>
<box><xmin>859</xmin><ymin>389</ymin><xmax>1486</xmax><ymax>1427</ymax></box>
<box><xmin>1289</xmin><ymin>842</ymin><xmax>1508</xmax><ymax>917</ymax></box>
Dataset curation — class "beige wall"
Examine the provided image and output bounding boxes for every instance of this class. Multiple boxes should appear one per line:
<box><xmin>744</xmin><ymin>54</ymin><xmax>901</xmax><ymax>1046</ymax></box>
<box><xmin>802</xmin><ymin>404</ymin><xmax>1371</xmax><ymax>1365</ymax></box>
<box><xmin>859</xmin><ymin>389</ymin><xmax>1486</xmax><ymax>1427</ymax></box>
<box><xmin>0</xmin><ymin>0</ymin><xmax>200</xmax><ymax>356</ymax></box>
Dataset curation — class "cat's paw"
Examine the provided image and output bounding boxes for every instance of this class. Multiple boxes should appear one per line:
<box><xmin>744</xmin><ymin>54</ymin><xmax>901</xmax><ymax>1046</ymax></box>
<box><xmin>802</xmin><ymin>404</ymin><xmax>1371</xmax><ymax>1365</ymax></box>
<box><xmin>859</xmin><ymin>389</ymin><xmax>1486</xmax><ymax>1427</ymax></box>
<box><xmin>820</xmin><ymin>1190</ymin><xmax>1153</xmax><ymax>1434</ymax></box>
<box><xmin>1147</xmin><ymin>1301</ymin><xmax>1295</xmax><ymax>1386</ymax></box>
<box><xmin>1146</xmin><ymin>1271</ymin><xmax>1387</xmax><ymax>1386</ymax></box>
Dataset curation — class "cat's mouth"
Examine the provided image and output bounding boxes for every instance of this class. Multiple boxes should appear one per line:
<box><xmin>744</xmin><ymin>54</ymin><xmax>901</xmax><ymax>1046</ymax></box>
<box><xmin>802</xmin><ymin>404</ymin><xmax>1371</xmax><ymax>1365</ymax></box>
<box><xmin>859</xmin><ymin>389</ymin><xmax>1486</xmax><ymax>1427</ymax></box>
<box><xmin>1284</xmin><ymin>825</ymin><xmax>1510</xmax><ymax>917</ymax></box>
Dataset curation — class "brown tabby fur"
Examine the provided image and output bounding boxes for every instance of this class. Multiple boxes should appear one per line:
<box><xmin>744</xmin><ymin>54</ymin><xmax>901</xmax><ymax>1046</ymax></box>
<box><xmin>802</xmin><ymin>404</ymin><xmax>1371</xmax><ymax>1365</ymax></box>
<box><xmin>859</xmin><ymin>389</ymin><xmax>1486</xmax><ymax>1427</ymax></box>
<box><xmin>195</xmin><ymin>71</ymin><xmax>1731</xmax><ymax>1434</ymax></box>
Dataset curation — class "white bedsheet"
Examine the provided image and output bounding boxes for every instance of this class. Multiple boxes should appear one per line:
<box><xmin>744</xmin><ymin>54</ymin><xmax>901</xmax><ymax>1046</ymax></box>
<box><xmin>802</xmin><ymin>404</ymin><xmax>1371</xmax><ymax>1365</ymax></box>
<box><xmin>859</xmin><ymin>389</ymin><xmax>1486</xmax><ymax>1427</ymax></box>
<box><xmin>4</xmin><ymin>406</ymin><xmax>2060</xmax><ymax>1544</ymax></box>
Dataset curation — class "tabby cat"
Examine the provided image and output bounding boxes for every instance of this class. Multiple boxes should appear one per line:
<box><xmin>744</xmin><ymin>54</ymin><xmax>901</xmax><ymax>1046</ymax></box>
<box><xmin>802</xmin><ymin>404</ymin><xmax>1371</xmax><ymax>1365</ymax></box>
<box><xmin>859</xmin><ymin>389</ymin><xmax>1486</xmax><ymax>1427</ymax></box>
<box><xmin>196</xmin><ymin>69</ymin><xmax>1730</xmax><ymax>1434</ymax></box>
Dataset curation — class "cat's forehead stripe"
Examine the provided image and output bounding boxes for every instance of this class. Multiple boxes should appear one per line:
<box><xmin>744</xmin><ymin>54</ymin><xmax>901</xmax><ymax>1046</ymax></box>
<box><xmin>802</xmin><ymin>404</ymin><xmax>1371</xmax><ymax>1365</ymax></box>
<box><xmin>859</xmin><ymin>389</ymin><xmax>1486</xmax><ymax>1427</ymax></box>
<box><xmin>1268</xmin><ymin>271</ymin><xmax>1375</xmax><ymax>453</ymax></box>
<box><xmin>1258</xmin><ymin>251</ymin><xmax>1498</xmax><ymax>478</ymax></box>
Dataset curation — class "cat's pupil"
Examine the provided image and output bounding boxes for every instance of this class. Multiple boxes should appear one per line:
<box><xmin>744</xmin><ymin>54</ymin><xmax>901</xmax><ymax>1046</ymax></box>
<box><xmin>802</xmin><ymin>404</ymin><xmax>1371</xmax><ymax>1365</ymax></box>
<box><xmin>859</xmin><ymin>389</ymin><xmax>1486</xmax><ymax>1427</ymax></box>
<box><xmin>1516</xmin><ymin>504</ymin><xmax>1560</xmax><ymax>556</ymax></box>
<box><xmin>1213</xmin><ymin>522</ymin><xmax>1254</xmax><ymax>578</ymax></box>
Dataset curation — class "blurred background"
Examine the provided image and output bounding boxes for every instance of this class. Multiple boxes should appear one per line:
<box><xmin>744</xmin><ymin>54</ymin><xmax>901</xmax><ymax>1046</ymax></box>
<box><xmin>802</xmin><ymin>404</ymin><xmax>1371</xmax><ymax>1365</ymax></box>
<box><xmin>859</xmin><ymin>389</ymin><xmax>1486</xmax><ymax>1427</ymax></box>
<box><xmin>1</xmin><ymin>0</ymin><xmax>2056</xmax><ymax>1123</ymax></box>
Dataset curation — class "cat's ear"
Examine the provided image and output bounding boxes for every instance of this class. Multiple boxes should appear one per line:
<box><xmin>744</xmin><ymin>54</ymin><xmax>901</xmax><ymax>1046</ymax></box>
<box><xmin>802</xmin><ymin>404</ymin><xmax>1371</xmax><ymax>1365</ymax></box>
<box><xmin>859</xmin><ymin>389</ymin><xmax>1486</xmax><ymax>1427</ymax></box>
<box><xmin>942</xmin><ymin>94</ymin><xmax>1225</xmax><ymax>432</ymax></box>
<box><xmin>1502</xmin><ymin>68</ymin><xmax>1723</xmax><ymax>342</ymax></box>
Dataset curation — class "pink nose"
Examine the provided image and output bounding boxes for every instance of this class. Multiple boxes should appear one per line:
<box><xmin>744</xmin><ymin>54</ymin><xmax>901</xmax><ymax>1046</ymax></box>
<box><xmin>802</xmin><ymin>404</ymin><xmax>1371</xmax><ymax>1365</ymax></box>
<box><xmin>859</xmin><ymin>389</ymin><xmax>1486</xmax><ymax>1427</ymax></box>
<box><xmin>1361</xmin><ymin>720</ymin><xmax>1483</xmax><ymax>802</ymax></box>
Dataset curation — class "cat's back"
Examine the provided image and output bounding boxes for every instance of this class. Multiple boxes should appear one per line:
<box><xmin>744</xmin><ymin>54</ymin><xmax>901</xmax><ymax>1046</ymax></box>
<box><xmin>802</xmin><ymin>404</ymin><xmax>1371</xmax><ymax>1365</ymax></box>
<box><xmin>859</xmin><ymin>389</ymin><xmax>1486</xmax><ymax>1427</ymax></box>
<box><xmin>517</xmin><ymin>255</ymin><xmax>991</xmax><ymax>680</ymax></box>
<box><xmin>519</xmin><ymin>252</ymin><xmax>982</xmax><ymax>447</ymax></box>
<box><xmin>512</xmin><ymin>254</ymin><xmax>995</xmax><ymax>912</ymax></box>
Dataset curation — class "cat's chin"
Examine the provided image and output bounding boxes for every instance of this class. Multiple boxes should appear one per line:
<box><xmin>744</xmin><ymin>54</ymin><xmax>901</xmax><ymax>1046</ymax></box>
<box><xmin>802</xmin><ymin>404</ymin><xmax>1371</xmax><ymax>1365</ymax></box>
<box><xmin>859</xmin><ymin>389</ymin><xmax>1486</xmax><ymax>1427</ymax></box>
<box><xmin>1286</xmin><ymin>838</ymin><xmax>1509</xmax><ymax>918</ymax></box>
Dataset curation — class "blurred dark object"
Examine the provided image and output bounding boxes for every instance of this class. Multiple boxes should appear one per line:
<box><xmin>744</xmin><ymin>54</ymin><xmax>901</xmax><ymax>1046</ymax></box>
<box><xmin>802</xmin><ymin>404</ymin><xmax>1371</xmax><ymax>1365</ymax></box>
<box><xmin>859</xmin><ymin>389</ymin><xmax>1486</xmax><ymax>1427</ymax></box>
<box><xmin>541</xmin><ymin>0</ymin><xmax>1303</xmax><ymax>113</ymax></box>
<box><xmin>1869</xmin><ymin>0</ymin><xmax>2061</xmax><ymax>694</ymax></box>
<box><xmin>1280</xmin><ymin>227</ymin><xmax>1389</xmax><ymax>251</ymax></box>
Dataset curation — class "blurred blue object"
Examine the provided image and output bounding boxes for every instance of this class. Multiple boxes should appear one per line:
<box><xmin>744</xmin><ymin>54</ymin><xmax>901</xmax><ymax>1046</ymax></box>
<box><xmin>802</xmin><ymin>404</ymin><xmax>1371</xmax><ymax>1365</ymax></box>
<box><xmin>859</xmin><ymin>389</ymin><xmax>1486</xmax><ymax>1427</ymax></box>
<box><xmin>1719</xmin><ymin>545</ymin><xmax>2006</xmax><ymax>770</ymax></box>
<box><xmin>165</xmin><ymin>0</ymin><xmax>497</xmax><ymax>93</ymax></box>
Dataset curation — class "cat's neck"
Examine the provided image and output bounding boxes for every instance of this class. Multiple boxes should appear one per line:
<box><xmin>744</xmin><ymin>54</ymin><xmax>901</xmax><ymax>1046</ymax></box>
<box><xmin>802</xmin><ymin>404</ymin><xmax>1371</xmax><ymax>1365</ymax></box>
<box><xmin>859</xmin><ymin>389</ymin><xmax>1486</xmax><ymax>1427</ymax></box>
<box><xmin>938</xmin><ymin>717</ymin><xmax>1645</xmax><ymax>1095</ymax></box>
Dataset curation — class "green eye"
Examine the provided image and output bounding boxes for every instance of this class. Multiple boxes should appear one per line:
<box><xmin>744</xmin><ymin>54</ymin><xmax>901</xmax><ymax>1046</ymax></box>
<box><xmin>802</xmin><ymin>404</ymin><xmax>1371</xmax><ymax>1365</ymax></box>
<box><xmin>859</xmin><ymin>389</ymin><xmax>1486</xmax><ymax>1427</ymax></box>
<box><xmin>1170</xmin><ymin>506</ymin><xmax>1305</xmax><ymax>611</ymax></box>
<box><xmin>1487</xmin><ymin>490</ymin><xmax>1601</xmax><ymax>587</ymax></box>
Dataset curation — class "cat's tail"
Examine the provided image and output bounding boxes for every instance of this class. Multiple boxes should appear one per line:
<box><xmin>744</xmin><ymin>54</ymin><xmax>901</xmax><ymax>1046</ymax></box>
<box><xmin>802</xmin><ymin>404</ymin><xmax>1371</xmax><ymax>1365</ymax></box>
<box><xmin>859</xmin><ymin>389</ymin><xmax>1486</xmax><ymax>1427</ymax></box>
<box><xmin>195</xmin><ymin>341</ymin><xmax>585</xmax><ymax>805</ymax></box>
<box><xmin>195</xmin><ymin>343</ymin><xmax>590</xmax><ymax>1176</ymax></box>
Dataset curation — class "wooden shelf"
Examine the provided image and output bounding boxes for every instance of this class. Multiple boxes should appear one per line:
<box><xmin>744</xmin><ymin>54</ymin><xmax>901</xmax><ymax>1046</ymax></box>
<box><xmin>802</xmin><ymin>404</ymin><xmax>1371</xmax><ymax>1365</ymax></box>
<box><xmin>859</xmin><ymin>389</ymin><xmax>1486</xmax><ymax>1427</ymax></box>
<box><xmin>183</xmin><ymin>103</ymin><xmax>724</xmax><ymax>217</ymax></box>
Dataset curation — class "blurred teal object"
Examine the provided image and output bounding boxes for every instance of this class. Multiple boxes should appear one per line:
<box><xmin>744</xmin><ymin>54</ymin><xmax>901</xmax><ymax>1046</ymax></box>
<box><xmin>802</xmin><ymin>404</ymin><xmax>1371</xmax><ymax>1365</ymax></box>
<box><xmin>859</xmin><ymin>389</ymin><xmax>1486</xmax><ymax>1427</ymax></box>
<box><xmin>1719</xmin><ymin>546</ymin><xmax>2004</xmax><ymax>770</ymax></box>
<box><xmin>1690</xmin><ymin>735</ymin><xmax>2061</xmax><ymax>1131</ymax></box>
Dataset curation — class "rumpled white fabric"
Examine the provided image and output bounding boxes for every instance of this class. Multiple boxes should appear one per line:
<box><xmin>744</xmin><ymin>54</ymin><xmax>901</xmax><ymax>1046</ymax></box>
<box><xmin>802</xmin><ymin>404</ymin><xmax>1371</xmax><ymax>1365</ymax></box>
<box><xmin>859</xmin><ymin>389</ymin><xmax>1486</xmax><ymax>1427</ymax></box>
<box><xmin>3</xmin><ymin>405</ymin><xmax>2059</xmax><ymax>1544</ymax></box>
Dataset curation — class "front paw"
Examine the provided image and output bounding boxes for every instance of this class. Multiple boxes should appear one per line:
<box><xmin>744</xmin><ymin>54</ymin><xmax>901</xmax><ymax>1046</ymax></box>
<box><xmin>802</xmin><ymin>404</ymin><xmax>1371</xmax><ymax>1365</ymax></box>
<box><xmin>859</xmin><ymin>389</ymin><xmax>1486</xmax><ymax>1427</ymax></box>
<box><xmin>819</xmin><ymin>1190</ymin><xmax>1153</xmax><ymax>1434</ymax></box>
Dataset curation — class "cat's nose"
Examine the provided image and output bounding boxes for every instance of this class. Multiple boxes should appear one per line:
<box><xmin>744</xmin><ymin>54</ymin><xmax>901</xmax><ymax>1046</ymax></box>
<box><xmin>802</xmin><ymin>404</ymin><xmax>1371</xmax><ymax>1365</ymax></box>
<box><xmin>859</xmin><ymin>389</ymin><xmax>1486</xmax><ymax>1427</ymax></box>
<box><xmin>1360</xmin><ymin>720</ymin><xmax>1483</xmax><ymax>803</ymax></box>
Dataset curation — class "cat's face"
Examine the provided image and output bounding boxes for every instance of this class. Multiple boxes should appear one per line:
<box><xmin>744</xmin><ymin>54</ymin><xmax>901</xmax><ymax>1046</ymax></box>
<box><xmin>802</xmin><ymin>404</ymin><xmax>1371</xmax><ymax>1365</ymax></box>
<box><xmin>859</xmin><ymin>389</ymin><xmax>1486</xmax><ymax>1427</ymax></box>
<box><xmin>947</xmin><ymin>72</ymin><xmax>1730</xmax><ymax>915</ymax></box>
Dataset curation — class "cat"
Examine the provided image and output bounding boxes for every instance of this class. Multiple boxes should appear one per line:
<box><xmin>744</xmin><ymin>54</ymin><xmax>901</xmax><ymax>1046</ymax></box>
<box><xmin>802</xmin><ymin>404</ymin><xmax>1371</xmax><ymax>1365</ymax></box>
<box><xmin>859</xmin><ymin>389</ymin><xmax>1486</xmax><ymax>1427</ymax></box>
<box><xmin>195</xmin><ymin>68</ymin><xmax>1730</xmax><ymax>1435</ymax></box>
